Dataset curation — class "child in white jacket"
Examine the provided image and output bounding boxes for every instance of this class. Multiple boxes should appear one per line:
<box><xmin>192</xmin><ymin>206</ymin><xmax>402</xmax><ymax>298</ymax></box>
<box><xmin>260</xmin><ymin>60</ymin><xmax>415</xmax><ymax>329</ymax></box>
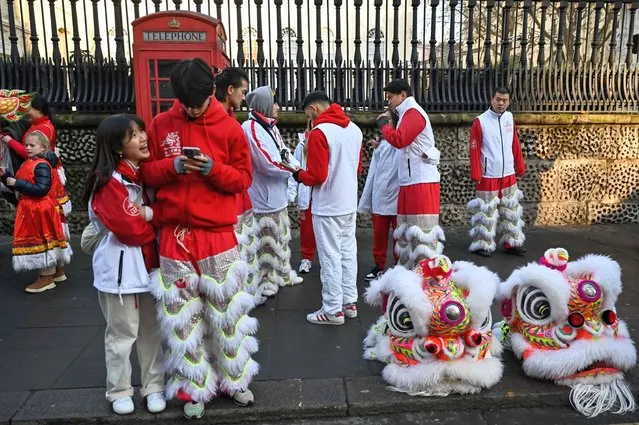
<box><xmin>83</xmin><ymin>114</ymin><xmax>165</xmax><ymax>416</ymax></box>
<box><xmin>287</xmin><ymin>120</ymin><xmax>316</xmax><ymax>273</ymax></box>
<box><xmin>357</xmin><ymin>112</ymin><xmax>401</xmax><ymax>281</ymax></box>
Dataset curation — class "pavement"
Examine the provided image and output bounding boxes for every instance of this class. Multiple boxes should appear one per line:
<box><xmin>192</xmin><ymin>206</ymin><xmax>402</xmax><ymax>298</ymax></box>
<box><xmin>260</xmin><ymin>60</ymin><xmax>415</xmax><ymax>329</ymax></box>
<box><xmin>1</xmin><ymin>225</ymin><xmax>639</xmax><ymax>425</ymax></box>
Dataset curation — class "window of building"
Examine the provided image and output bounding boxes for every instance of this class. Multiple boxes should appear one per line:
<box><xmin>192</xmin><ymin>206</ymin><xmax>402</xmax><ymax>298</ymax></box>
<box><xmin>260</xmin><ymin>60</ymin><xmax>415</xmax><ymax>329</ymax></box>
<box><xmin>242</xmin><ymin>27</ymin><xmax>258</xmax><ymax>63</ymax></box>
<box><xmin>367</xmin><ymin>28</ymin><xmax>386</xmax><ymax>64</ymax></box>
<box><xmin>282</xmin><ymin>27</ymin><xmax>297</xmax><ymax>62</ymax></box>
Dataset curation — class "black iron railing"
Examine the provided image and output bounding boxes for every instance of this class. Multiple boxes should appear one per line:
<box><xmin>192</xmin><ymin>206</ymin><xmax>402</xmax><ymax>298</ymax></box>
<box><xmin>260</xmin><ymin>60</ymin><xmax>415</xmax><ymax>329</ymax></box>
<box><xmin>1</xmin><ymin>0</ymin><xmax>638</xmax><ymax>113</ymax></box>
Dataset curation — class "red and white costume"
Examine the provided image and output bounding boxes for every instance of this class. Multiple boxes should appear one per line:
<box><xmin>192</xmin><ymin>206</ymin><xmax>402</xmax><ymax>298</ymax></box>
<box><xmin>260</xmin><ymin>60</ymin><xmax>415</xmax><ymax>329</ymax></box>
<box><xmin>357</xmin><ymin>139</ymin><xmax>400</xmax><ymax>270</ymax></box>
<box><xmin>296</xmin><ymin>104</ymin><xmax>362</xmax><ymax>315</ymax></box>
<box><xmin>243</xmin><ymin>111</ymin><xmax>301</xmax><ymax>298</ymax></box>
<box><xmin>88</xmin><ymin>161</ymin><xmax>165</xmax><ymax>402</ymax></box>
<box><xmin>8</xmin><ymin>155</ymin><xmax>71</xmax><ymax>272</ymax></box>
<box><xmin>140</xmin><ymin>99</ymin><xmax>259</xmax><ymax>403</ymax></box>
<box><xmin>380</xmin><ymin>96</ymin><xmax>445</xmax><ymax>270</ymax></box>
<box><xmin>6</xmin><ymin>116</ymin><xmax>72</xmax><ymax>237</ymax></box>
<box><xmin>468</xmin><ymin>109</ymin><xmax>526</xmax><ymax>253</ymax></box>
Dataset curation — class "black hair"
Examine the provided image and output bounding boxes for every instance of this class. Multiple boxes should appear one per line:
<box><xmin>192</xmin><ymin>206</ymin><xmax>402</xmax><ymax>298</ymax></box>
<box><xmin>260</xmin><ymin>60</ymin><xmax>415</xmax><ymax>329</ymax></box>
<box><xmin>302</xmin><ymin>91</ymin><xmax>331</xmax><ymax>110</ymax></box>
<box><xmin>31</xmin><ymin>93</ymin><xmax>51</xmax><ymax>117</ymax></box>
<box><xmin>170</xmin><ymin>58</ymin><xmax>215</xmax><ymax>108</ymax></box>
<box><xmin>83</xmin><ymin>114</ymin><xmax>145</xmax><ymax>205</ymax></box>
<box><xmin>214</xmin><ymin>67</ymin><xmax>249</xmax><ymax>102</ymax></box>
<box><xmin>383</xmin><ymin>79</ymin><xmax>412</xmax><ymax>96</ymax></box>
<box><xmin>493</xmin><ymin>86</ymin><xmax>511</xmax><ymax>97</ymax></box>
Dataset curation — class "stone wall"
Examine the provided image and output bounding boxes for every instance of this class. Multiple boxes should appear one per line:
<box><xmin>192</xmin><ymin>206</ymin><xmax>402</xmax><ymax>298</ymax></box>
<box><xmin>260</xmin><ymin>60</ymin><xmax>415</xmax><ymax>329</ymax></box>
<box><xmin>0</xmin><ymin>112</ymin><xmax>637</xmax><ymax>234</ymax></box>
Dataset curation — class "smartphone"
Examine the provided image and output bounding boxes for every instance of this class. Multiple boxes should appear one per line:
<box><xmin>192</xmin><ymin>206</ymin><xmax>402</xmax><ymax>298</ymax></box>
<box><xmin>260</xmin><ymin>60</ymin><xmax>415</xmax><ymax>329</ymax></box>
<box><xmin>182</xmin><ymin>147</ymin><xmax>201</xmax><ymax>158</ymax></box>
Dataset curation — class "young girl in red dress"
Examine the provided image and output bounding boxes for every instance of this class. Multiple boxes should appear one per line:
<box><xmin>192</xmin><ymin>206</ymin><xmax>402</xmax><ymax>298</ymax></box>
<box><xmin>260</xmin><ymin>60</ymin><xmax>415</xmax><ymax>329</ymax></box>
<box><xmin>0</xmin><ymin>130</ymin><xmax>71</xmax><ymax>293</ymax></box>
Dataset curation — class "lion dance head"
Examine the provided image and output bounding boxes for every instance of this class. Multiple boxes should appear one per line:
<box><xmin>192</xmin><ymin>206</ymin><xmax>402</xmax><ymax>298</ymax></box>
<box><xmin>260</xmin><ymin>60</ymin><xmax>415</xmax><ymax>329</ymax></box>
<box><xmin>495</xmin><ymin>248</ymin><xmax>637</xmax><ymax>417</ymax></box>
<box><xmin>363</xmin><ymin>255</ymin><xmax>503</xmax><ymax>396</ymax></box>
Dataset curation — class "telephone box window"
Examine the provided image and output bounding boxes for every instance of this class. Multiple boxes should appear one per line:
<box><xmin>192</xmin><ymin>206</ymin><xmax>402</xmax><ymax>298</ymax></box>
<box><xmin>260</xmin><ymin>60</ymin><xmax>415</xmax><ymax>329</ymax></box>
<box><xmin>148</xmin><ymin>59</ymin><xmax>179</xmax><ymax>115</ymax></box>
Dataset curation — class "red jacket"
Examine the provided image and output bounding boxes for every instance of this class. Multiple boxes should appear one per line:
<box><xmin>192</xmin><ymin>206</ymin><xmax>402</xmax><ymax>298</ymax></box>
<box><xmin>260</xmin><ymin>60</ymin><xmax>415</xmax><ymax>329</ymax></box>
<box><xmin>140</xmin><ymin>99</ymin><xmax>252</xmax><ymax>231</ymax></box>
<box><xmin>7</xmin><ymin>116</ymin><xmax>57</xmax><ymax>159</ymax></box>
<box><xmin>91</xmin><ymin>161</ymin><xmax>159</xmax><ymax>271</ymax></box>
<box><xmin>297</xmin><ymin>104</ymin><xmax>363</xmax><ymax>187</ymax></box>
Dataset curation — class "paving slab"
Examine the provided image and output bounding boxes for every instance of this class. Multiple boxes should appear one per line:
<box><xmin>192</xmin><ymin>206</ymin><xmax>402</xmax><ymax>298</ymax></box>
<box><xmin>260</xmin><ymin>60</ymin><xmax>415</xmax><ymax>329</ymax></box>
<box><xmin>0</xmin><ymin>391</ymin><xmax>30</xmax><ymax>425</ymax></box>
<box><xmin>11</xmin><ymin>379</ymin><xmax>346</xmax><ymax>425</ymax></box>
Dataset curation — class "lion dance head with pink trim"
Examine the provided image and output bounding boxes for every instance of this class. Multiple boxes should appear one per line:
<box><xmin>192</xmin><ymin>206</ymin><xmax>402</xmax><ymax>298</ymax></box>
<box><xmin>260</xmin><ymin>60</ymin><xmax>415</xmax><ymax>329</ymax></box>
<box><xmin>363</xmin><ymin>255</ymin><xmax>503</xmax><ymax>396</ymax></box>
<box><xmin>494</xmin><ymin>248</ymin><xmax>637</xmax><ymax>417</ymax></box>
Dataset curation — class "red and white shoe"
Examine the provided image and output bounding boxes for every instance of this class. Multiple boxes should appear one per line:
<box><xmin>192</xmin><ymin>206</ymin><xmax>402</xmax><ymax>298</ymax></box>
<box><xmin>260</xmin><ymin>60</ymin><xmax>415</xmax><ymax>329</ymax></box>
<box><xmin>343</xmin><ymin>303</ymin><xmax>358</xmax><ymax>319</ymax></box>
<box><xmin>306</xmin><ymin>309</ymin><xmax>345</xmax><ymax>325</ymax></box>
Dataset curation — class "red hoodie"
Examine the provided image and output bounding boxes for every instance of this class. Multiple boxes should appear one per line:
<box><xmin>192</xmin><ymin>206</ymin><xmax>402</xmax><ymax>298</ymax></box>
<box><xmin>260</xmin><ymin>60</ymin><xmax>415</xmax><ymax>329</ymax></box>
<box><xmin>140</xmin><ymin>98</ymin><xmax>252</xmax><ymax>231</ymax></box>
<box><xmin>297</xmin><ymin>103</ymin><xmax>363</xmax><ymax>187</ymax></box>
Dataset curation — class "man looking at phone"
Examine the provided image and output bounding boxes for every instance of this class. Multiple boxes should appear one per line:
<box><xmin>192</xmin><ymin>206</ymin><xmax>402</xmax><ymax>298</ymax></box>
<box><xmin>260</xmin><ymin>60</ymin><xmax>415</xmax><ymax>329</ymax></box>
<box><xmin>376</xmin><ymin>79</ymin><xmax>445</xmax><ymax>270</ymax></box>
<box><xmin>288</xmin><ymin>91</ymin><xmax>363</xmax><ymax>326</ymax></box>
<box><xmin>140</xmin><ymin>58</ymin><xmax>259</xmax><ymax>419</ymax></box>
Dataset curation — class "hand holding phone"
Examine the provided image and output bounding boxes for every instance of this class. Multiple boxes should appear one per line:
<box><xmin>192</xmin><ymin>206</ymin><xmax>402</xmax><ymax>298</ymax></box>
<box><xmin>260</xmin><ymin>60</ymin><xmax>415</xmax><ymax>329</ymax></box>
<box><xmin>182</xmin><ymin>147</ymin><xmax>201</xmax><ymax>158</ymax></box>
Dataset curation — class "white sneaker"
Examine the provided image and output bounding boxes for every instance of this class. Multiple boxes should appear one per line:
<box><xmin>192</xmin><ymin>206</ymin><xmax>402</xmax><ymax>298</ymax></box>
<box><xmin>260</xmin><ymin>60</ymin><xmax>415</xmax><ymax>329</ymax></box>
<box><xmin>343</xmin><ymin>303</ymin><xmax>358</xmax><ymax>319</ymax></box>
<box><xmin>231</xmin><ymin>388</ymin><xmax>255</xmax><ymax>407</ymax></box>
<box><xmin>306</xmin><ymin>309</ymin><xmax>345</xmax><ymax>325</ymax></box>
<box><xmin>262</xmin><ymin>288</ymin><xmax>277</xmax><ymax>297</ymax></box>
<box><xmin>298</xmin><ymin>259</ymin><xmax>312</xmax><ymax>273</ymax></box>
<box><xmin>183</xmin><ymin>401</ymin><xmax>205</xmax><ymax>419</ymax></box>
<box><xmin>146</xmin><ymin>392</ymin><xmax>166</xmax><ymax>413</ymax></box>
<box><xmin>288</xmin><ymin>272</ymin><xmax>303</xmax><ymax>285</ymax></box>
<box><xmin>112</xmin><ymin>396</ymin><xmax>134</xmax><ymax>415</ymax></box>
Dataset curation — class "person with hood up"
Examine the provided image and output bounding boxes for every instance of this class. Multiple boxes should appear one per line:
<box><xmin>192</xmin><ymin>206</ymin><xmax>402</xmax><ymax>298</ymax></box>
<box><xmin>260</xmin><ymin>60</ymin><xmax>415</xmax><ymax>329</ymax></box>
<box><xmin>286</xmin><ymin>91</ymin><xmax>363</xmax><ymax>326</ymax></box>
<box><xmin>139</xmin><ymin>58</ymin><xmax>259</xmax><ymax>419</ymax></box>
<box><xmin>357</xmin><ymin>110</ymin><xmax>401</xmax><ymax>281</ymax></box>
<box><xmin>242</xmin><ymin>85</ymin><xmax>303</xmax><ymax>300</ymax></box>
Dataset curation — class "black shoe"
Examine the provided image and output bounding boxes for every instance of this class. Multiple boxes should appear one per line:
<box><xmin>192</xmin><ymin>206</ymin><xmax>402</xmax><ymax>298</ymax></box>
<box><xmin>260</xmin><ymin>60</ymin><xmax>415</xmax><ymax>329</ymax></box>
<box><xmin>365</xmin><ymin>266</ymin><xmax>384</xmax><ymax>281</ymax></box>
<box><xmin>505</xmin><ymin>246</ymin><xmax>527</xmax><ymax>256</ymax></box>
<box><xmin>473</xmin><ymin>249</ymin><xmax>492</xmax><ymax>258</ymax></box>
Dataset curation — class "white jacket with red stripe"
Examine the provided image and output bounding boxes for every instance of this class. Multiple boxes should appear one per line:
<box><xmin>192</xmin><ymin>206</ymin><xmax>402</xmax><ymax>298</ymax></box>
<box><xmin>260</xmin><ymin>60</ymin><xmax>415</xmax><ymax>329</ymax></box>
<box><xmin>242</xmin><ymin>112</ymin><xmax>299</xmax><ymax>214</ymax></box>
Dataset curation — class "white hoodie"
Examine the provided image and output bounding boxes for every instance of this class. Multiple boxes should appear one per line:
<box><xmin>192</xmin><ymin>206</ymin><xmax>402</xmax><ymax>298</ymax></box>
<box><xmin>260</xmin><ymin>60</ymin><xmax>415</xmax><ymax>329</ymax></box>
<box><xmin>357</xmin><ymin>139</ymin><xmax>400</xmax><ymax>216</ymax></box>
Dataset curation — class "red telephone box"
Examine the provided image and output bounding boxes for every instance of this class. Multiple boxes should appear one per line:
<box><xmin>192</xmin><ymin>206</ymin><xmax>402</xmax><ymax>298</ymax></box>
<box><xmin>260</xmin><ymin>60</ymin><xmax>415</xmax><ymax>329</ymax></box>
<box><xmin>132</xmin><ymin>11</ymin><xmax>230</xmax><ymax>124</ymax></box>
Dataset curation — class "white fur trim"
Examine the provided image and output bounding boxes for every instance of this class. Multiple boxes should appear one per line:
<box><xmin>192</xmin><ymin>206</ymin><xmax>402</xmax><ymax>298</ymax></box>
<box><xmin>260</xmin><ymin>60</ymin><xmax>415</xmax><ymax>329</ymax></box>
<box><xmin>381</xmin><ymin>355</ymin><xmax>503</xmax><ymax>395</ymax></box>
<box><xmin>467</xmin><ymin>196</ymin><xmax>500</xmax><ymax>213</ymax></box>
<box><xmin>216</xmin><ymin>358</ymin><xmax>260</xmax><ymax>395</ymax></box>
<box><xmin>198</xmin><ymin>261</ymin><xmax>248</xmax><ymax>303</ymax></box>
<box><xmin>509</xmin><ymin>332</ymin><xmax>637</xmax><ymax>382</ymax></box>
<box><xmin>469</xmin><ymin>239</ymin><xmax>496</xmax><ymax>253</ymax></box>
<box><xmin>452</xmin><ymin>261</ymin><xmax>499</xmax><ymax>327</ymax></box>
<box><xmin>363</xmin><ymin>316</ymin><xmax>392</xmax><ymax>362</ymax></box>
<box><xmin>156</xmin><ymin>298</ymin><xmax>207</xmax><ymax>356</ymax></box>
<box><xmin>205</xmin><ymin>292</ymin><xmax>256</xmax><ymax>329</ymax></box>
<box><xmin>470</xmin><ymin>210</ymin><xmax>499</xmax><ymax>227</ymax></box>
<box><xmin>212</xmin><ymin>316</ymin><xmax>260</xmax><ymax>352</ymax></box>
<box><xmin>406</xmin><ymin>224</ymin><xmax>446</xmax><ymax>244</ymax></box>
<box><xmin>566</xmin><ymin>254</ymin><xmax>622</xmax><ymax>311</ymax></box>
<box><xmin>469</xmin><ymin>224</ymin><xmax>497</xmax><ymax>240</ymax></box>
<box><xmin>499</xmin><ymin>263</ymin><xmax>570</xmax><ymax>323</ymax></box>
<box><xmin>12</xmin><ymin>246</ymin><xmax>71</xmax><ymax>272</ymax></box>
<box><xmin>166</xmin><ymin>366</ymin><xmax>219</xmax><ymax>402</ymax></box>
<box><xmin>164</xmin><ymin>348</ymin><xmax>212</xmax><ymax>383</ymax></box>
<box><xmin>500</xmin><ymin>205</ymin><xmax>523</xmax><ymax>222</ymax></box>
<box><xmin>500</xmin><ymin>189</ymin><xmax>524</xmax><ymax>208</ymax></box>
<box><xmin>216</xmin><ymin>336</ymin><xmax>259</xmax><ymax>375</ymax></box>
<box><xmin>364</xmin><ymin>266</ymin><xmax>432</xmax><ymax>336</ymax></box>
<box><xmin>499</xmin><ymin>233</ymin><xmax>526</xmax><ymax>248</ymax></box>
